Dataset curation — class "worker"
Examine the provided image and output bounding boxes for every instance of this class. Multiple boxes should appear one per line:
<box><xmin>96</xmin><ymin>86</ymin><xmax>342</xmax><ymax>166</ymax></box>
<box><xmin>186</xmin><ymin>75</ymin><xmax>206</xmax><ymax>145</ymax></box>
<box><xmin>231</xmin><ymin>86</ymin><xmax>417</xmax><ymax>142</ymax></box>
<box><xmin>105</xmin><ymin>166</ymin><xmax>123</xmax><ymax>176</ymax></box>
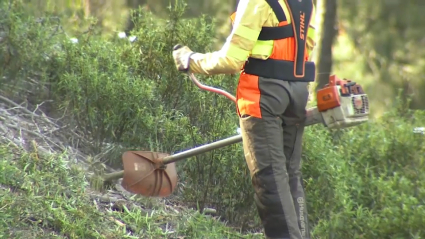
<box><xmin>172</xmin><ymin>0</ymin><xmax>317</xmax><ymax>238</ymax></box>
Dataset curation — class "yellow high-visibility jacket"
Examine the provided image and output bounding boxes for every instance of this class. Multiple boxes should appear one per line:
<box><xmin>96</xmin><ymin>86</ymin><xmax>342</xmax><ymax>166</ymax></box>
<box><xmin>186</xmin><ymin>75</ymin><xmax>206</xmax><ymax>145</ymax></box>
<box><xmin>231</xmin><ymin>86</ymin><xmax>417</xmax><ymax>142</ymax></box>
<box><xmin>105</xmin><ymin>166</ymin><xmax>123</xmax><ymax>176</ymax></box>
<box><xmin>189</xmin><ymin>0</ymin><xmax>317</xmax><ymax>75</ymax></box>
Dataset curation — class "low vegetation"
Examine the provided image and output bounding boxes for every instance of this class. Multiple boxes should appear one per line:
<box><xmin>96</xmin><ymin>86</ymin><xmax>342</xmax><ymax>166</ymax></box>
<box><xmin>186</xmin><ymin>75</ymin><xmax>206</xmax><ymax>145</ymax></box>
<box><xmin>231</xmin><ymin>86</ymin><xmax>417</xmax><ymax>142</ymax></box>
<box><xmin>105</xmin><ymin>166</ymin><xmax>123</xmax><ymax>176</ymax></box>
<box><xmin>0</xmin><ymin>142</ymin><xmax>262</xmax><ymax>238</ymax></box>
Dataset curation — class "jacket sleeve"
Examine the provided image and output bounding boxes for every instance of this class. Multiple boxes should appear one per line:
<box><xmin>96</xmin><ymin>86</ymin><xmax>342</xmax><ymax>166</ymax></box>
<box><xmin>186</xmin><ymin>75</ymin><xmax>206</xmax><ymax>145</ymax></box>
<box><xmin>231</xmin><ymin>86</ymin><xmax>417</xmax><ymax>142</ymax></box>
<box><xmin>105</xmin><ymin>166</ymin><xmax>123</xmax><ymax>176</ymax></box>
<box><xmin>188</xmin><ymin>0</ymin><xmax>269</xmax><ymax>75</ymax></box>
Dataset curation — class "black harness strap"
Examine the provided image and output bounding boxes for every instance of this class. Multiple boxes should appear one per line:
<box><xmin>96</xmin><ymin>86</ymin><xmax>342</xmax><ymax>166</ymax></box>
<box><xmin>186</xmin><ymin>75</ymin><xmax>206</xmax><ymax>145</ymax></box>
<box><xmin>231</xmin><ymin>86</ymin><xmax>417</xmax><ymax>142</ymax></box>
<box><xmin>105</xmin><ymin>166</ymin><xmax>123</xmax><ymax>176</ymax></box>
<box><xmin>266</xmin><ymin>0</ymin><xmax>287</xmax><ymax>22</ymax></box>
<box><xmin>258</xmin><ymin>0</ymin><xmax>293</xmax><ymax>41</ymax></box>
<box><xmin>257</xmin><ymin>25</ymin><xmax>294</xmax><ymax>41</ymax></box>
<box><xmin>243</xmin><ymin>0</ymin><xmax>315</xmax><ymax>82</ymax></box>
<box><xmin>285</xmin><ymin>0</ymin><xmax>313</xmax><ymax>77</ymax></box>
<box><xmin>244</xmin><ymin>58</ymin><xmax>316</xmax><ymax>82</ymax></box>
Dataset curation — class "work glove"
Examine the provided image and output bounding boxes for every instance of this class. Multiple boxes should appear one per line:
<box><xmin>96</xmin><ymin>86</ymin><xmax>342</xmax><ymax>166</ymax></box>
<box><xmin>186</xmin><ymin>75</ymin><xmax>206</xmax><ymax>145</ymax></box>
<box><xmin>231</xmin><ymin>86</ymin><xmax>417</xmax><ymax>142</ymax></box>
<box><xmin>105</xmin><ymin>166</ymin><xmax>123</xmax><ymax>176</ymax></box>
<box><xmin>172</xmin><ymin>44</ymin><xmax>195</xmax><ymax>72</ymax></box>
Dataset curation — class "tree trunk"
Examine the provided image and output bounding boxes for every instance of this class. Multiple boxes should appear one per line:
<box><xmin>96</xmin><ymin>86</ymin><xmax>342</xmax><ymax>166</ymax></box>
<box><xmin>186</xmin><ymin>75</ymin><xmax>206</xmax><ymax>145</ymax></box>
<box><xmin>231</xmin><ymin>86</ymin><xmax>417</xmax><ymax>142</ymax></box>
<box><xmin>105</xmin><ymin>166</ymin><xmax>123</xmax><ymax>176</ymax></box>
<box><xmin>314</xmin><ymin>0</ymin><xmax>337</xmax><ymax>91</ymax></box>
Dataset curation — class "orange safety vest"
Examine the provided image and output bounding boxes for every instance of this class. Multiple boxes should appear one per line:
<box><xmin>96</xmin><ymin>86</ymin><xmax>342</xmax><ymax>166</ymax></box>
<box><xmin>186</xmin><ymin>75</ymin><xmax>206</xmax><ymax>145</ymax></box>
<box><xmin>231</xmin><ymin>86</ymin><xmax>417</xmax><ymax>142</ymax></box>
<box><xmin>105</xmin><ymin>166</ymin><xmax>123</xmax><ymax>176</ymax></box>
<box><xmin>233</xmin><ymin>0</ymin><xmax>315</xmax><ymax>118</ymax></box>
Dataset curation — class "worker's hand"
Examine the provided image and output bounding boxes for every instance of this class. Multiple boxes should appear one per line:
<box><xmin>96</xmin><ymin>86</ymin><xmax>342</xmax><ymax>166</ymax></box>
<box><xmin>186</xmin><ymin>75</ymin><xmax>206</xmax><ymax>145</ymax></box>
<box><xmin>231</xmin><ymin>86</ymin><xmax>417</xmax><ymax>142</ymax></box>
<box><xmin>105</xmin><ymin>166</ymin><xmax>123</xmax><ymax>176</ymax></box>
<box><xmin>172</xmin><ymin>44</ymin><xmax>195</xmax><ymax>72</ymax></box>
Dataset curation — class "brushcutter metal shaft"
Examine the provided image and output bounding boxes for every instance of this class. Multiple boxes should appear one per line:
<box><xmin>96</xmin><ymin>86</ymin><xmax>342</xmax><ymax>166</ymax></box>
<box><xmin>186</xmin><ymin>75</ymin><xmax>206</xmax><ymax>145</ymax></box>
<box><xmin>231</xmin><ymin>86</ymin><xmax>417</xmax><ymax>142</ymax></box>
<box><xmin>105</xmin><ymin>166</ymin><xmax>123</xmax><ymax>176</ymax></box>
<box><xmin>160</xmin><ymin>134</ymin><xmax>243</xmax><ymax>164</ymax></box>
<box><xmin>101</xmin><ymin>73</ymin><xmax>324</xmax><ymax>186</ymax></box>
<box><xmin>102</xmin><ymin>135</ymin><xmax>242</xmax><ymax>183</ymax></box>
<box><xmin>102</xmin><ymin>107</ymin><xmax>322</xmax><ymax>183</ymax></box>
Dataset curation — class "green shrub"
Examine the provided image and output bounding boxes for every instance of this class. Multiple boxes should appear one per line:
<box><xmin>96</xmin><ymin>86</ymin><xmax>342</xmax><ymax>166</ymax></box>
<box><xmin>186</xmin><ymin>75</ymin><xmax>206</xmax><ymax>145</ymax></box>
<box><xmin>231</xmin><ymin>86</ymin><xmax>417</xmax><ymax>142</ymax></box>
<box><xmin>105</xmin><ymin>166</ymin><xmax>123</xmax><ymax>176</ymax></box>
<box><xmin>302</xmin><ymin>99</ymin><xmax>425</xmax><ymax>238</ymax></box>
<box><xmin>0</xmin><ymin>1</ymin><xmax>66</xmax><ymax>102</ymax></box>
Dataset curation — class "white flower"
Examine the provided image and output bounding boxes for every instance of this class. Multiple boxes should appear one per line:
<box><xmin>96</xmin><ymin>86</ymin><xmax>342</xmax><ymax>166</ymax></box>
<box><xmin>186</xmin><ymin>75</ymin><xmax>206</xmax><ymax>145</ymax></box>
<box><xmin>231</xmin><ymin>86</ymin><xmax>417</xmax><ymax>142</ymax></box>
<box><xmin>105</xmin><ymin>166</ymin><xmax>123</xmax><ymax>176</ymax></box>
<box><xmin>413</xmin><ymin>127</ymin><xmax>424</xmax><ymax>134</ymax></box>
<box><xmin>118</xmin><ymin>32</ymin><xmax>127</xmax><ymax>38</ymax></box>
<box><xmin>129</xmin><ymin>36</ymin><xmax>137</xmax><ymax>42</ymax></box>
<box><xmin>70</xmin><ymin>38</ymin><xmax>78</xmax><ymax>44</ymax></box>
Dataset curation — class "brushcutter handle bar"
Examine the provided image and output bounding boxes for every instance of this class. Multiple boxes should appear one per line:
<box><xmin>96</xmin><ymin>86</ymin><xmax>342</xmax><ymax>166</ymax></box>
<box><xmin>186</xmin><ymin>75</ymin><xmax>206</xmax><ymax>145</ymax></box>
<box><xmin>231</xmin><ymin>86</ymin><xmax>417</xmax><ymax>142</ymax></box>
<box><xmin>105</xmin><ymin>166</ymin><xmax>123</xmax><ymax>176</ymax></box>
<box><xmin>188</xmin><ymin>73</ymin><xmax>236</xmax><ymax>103</ymax></box>
<box><xmin>173</xmin><ymin>44</ymin><xmax>236</xmax><ymax>103</ymax></box>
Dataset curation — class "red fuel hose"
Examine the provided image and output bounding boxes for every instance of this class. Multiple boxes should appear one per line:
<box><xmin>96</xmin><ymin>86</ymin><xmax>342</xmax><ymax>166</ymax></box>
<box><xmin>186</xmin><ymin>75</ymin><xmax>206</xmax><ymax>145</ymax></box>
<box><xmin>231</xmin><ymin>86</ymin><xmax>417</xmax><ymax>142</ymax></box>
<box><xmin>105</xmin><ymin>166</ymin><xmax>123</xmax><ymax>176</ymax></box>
<box><xmin>188</xmin><ymin>73</ymin><xmax>236</xmax><ymax>103</ymax></box>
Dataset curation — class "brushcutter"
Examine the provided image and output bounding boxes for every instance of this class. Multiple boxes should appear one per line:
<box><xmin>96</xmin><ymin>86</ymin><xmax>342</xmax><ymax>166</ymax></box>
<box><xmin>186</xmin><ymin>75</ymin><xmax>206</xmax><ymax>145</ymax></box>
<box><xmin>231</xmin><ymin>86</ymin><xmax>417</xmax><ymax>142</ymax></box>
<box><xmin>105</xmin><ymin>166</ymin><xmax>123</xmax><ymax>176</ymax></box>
<box><xmin>102</xmin><ymin>73</ymin><xmax>370</xmax><ymax>198</ymax></box>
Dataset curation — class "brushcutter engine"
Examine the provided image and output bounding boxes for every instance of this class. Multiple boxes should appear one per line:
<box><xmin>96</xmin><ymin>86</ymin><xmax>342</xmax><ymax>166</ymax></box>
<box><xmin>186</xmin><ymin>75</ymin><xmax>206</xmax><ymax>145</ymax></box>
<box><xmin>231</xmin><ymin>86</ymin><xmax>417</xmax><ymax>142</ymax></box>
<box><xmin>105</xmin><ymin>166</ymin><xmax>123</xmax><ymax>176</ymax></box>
<box><xmin>305</xmin><ymin>75</ymin><xmax>370</xmax><ymax>129</ymax></box>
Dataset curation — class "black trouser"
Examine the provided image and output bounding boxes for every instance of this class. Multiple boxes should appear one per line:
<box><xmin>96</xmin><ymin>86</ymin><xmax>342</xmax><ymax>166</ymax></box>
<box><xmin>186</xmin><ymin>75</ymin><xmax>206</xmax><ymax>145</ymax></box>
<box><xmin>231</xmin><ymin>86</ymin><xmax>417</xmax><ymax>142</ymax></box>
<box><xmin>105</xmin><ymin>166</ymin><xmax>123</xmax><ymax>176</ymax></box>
<box><xmin>239</xmin><ymin>77</ymin><xmax>310</xmax><ymax>239</ymax></box>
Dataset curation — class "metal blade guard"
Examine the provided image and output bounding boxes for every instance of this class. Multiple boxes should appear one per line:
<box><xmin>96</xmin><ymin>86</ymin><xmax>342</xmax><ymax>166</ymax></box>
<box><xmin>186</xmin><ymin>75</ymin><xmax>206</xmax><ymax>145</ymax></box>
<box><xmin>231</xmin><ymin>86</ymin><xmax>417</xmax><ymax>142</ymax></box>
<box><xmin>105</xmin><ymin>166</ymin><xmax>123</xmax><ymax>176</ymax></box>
<box><xmin>121</xmin><ymin>151</ymin><xmax>177</xmax><ymax>197</ymax></box>
<box><xmin>120</xmin><ymin>134</ymin><xmax>244</xmax><ymax>198</ymax></box>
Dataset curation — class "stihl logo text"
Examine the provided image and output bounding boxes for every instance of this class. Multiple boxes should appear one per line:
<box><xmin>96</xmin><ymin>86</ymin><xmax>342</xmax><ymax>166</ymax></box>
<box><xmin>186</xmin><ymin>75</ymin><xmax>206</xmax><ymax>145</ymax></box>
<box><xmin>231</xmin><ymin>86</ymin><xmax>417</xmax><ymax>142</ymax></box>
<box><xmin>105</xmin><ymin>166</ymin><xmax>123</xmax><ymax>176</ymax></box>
<box><xmin>300</xmin><ymin>11</ymin><xmax>305</xmax><ymax>40</ymax></box>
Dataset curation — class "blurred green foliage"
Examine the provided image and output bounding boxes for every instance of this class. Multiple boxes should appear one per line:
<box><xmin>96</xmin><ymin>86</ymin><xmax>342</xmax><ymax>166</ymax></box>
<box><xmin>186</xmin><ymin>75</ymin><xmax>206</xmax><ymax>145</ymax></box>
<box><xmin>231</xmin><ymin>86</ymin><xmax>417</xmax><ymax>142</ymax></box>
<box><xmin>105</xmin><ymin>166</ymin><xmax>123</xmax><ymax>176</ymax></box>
<box><xmin>1</xmin><ymin>0</ymin><xmax>425</xmax><ymax>238</ymax></box>
<box><xmin>303</xmin><ymin>100</ymin><xmax>425</xmax><ymax>238</ymax></box>
<box><xmin>333</xmin><ymin>0</ymin><xmax>425</xmax><ymax>115</ymax></box>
